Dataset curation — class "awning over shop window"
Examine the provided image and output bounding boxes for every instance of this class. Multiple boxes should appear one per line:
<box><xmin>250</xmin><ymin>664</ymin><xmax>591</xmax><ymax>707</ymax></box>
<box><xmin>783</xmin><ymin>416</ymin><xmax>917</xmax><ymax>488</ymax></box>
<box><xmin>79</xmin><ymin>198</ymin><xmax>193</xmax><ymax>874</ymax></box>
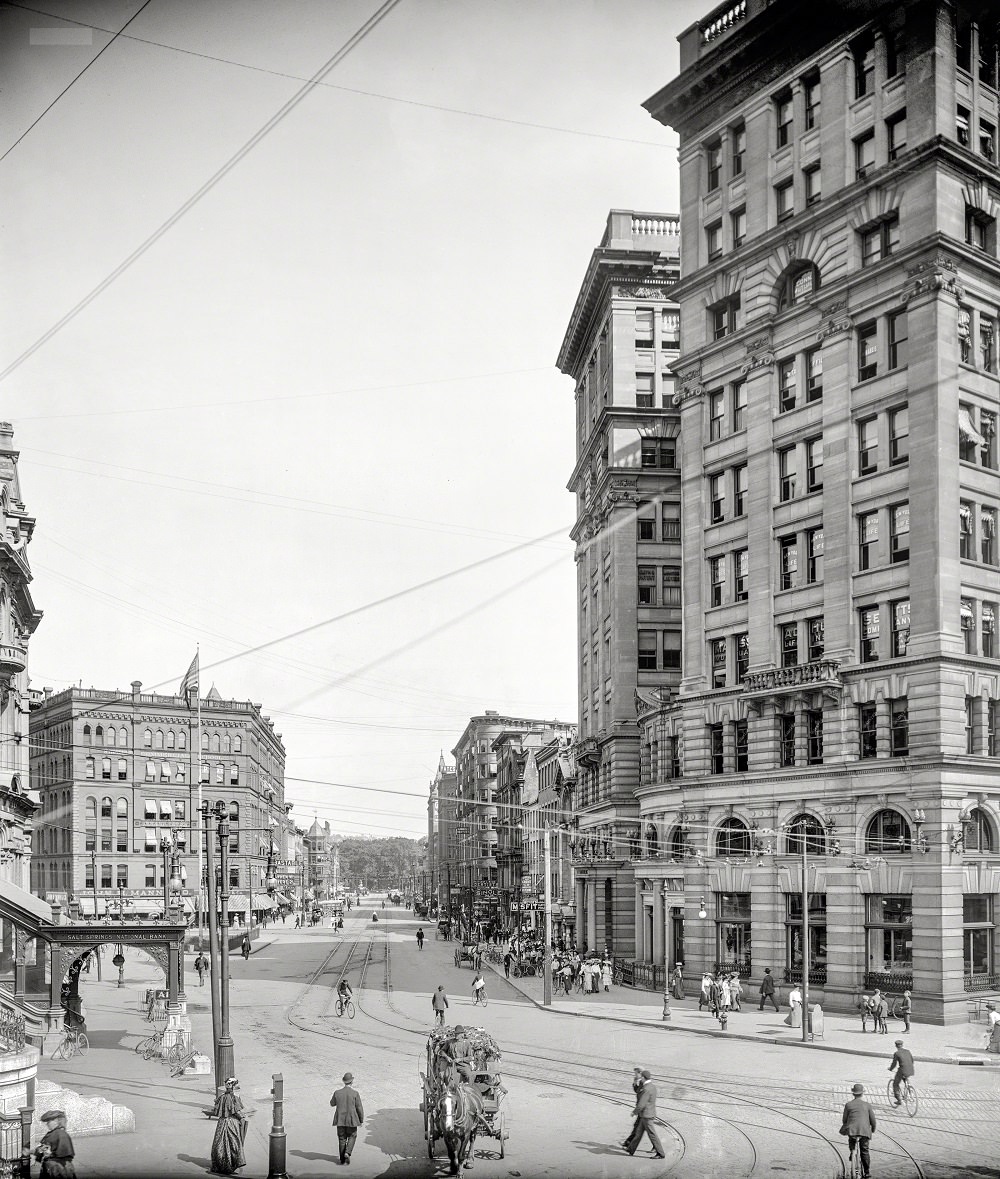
<box><xmin>960</xmin><ymin>407</ymin><xmax>985</xmax><ymax>445</ymax></box>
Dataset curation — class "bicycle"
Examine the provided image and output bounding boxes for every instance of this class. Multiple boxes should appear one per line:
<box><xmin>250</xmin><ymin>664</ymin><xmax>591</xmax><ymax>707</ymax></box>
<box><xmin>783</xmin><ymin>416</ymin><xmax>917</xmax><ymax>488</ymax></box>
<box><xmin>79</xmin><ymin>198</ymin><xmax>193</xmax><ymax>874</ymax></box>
<box><xmin>51</xmin><ymin>1026</ymin><xmax>88</xmax><ymax>1061</ymax></box>
<box><xmin>335</xmin><ymin>996</ymin><xmax>356</xmax><ymax>1019</ymax></box>
<box><xmin>847</xmin><ymin>1141</ymin><xmax>863</xmax><ymax>1179</ymax></box>
<box><xmin>473</xmin><ymin>988</ymin><xmax>488</xmax><ymax>1008</ymax></box>
<box><xmin>886</xmin><ymin>1076</ymin><xmax>918</xmax><ymax>1116</ymax></box>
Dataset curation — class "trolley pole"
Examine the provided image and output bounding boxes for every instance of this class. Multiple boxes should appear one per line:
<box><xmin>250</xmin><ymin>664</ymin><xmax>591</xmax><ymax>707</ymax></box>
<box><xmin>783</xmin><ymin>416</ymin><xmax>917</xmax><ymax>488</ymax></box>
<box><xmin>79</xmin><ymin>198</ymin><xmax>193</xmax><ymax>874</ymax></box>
<box><xmin>202</xmin><ymin>803</ymin><xmax>222</xmax><ymax>1092</ymax></box>
<box><xmin>216</xmin><ymin>801</ymin><xmax>235</xmax><ymax>1082</ymax></box>
<box><xmin>543</xmin><ymin>829</ymin><xmax>552</xmax><ymax>1007</ymax></box>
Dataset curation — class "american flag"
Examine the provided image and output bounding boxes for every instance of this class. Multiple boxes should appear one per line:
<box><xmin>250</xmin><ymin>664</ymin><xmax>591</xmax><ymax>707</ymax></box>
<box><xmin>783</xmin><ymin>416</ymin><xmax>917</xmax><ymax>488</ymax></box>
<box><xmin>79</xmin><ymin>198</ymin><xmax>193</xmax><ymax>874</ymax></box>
<box><xmin>180</xmin><ymin>651</ymin><xmax>199</xmax><ymax>701</ymax></box>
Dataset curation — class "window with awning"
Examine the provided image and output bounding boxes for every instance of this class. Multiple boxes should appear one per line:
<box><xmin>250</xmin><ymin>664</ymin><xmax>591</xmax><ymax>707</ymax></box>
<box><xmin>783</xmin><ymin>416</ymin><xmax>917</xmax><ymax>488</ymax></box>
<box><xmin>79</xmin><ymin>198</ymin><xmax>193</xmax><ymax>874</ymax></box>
<box><xmin>961</xmin><ymin>599</ymin><xmax>975</xmax><ymax>629</ymax></box>
<box><xmin>960</xmin><ymin>405</ymin><xmax>985</xmax><ymax>445</ymax></box>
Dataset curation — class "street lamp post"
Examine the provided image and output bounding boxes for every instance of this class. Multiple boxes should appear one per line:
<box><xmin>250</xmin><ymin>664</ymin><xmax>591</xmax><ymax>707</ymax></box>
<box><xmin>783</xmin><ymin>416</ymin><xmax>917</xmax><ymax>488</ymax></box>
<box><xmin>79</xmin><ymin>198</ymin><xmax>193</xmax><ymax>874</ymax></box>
<box><xmin>542</xmin><ymin>828</ymin><xmax>552</xmax><ymax>1007</ymax></box>
<box><xmin>201</xmin><ymin>803</ymin><xmax>222</xmax><ymax>1091</ymax></box>
<box><xmin>215</xmin><ymin>800</ymin><xmax>235</xmax><ymax>1082</ymax></box>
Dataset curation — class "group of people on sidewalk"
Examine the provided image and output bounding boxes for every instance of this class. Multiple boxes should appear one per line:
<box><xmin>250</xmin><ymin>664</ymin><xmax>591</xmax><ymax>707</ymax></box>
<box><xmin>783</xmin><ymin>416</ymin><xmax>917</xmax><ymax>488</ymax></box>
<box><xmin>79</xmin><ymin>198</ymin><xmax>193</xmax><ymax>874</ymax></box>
<box><xmin>697</xmin><ymin>969</ymin><xmax>744</xmax><ymax>1018</ymax></box>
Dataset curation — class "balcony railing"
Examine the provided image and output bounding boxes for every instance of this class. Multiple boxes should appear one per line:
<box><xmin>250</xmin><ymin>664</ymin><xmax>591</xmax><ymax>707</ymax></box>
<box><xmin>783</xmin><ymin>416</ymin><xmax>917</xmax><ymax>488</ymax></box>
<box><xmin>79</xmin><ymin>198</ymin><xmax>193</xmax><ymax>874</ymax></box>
<box><xmin>0</xmin><ymin>645</ymin><xmax>26</xmax><ymax>676</ymax></box>
<box><xmin>965</xmin><ymin>971</ymin><xmax>1000</xmax><ymax>992</ymax></box>
<box><xmin>743</xmin><ymin>659</ymin><xmax>843</xmax><ymax>698</ymax></box>
<box><xmin>700</xmin><ymin>0</ymin><xmax>747</xmax><ymax>44</ymax></box>
<box><xmin>783</xmin><ymin>966</ymin><xmax>827</xmax><ymax>986</ymax></box>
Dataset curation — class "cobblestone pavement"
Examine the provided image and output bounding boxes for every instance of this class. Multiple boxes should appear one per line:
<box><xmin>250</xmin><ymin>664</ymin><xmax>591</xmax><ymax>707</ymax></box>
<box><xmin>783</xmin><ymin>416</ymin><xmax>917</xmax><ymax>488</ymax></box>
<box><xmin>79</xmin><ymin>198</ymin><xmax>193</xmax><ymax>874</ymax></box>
<box><xmin>40</xmin><ymin>905</ymin><xmax>1000</xmax><ymax>1178</ymax></box>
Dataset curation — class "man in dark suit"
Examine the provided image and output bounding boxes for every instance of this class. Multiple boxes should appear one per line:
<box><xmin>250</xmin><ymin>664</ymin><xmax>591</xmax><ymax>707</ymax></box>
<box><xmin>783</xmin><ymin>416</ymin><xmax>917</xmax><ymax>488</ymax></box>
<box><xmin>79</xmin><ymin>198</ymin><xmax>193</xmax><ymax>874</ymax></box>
<box><xmin>623</xmin><ymin>1069</ymin><xmax>666</xmax><ymax>1159</ymax></box>
<box><xmin>840</xmin><ymin>1082</ymin><xmax>876</xmax><ymax>1179</ymax></box>
<box><xmin>330</xmin><ymin>1071</ymin><xmax>365</xmax><ymax>1165</ymax></box>
<box><xmin>888</xmin><ymin>1040</ymin><xmax>915</xmax><ymax>1104</ymax></box>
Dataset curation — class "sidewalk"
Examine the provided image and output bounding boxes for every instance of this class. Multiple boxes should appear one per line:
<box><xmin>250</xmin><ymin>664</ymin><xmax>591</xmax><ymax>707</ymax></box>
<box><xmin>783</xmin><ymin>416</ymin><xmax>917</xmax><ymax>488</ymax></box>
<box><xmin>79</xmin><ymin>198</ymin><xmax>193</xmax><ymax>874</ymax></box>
<box><xmin>483</xmin><ymin>957</ymin><xmax>1000</xmax><ymax>1066</ymax></box>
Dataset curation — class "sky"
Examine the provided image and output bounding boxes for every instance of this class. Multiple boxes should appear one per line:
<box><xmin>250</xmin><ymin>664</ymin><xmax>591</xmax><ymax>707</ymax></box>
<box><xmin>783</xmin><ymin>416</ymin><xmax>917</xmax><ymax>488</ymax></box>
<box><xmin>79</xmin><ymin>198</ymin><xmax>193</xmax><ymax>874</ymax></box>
<box><xmin>1</xmin><ymin>0</ymin><xmax>701</xmax><ymax>841</ymax></box>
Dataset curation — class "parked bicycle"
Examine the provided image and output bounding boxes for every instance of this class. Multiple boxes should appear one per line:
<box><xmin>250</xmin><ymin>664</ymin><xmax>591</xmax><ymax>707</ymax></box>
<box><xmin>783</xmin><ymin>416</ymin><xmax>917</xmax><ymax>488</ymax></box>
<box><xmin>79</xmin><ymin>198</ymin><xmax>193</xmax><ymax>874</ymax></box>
<box><xmin>51</xmin><ymin>1025</ymin><xmax>88</xmax><ymax>1061</ymax></box>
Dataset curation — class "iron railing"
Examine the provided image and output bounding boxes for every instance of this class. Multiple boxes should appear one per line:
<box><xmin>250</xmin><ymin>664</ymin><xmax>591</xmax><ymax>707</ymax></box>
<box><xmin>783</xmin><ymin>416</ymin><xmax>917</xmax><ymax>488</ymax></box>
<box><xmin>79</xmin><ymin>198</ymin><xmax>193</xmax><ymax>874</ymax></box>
<box><xmin>612</xmin><ymin>959</ymin><xmax>665</xmax><ymax>991</ymax></box>
<box><xmin>0</xmin><ymin>1012</ymin><xmax>25</xmax><ymax>1055</ymax></box>
<box><xmin>783</xmin><ymin>967</ymin><xmax>827</xmax><ymax>986</ymax></box>
<box><xmin>964</xmin><ymin>971</ymin><xmax>1000</xmax><ymax>992</ymax></box>
<box><xmin>0</xmin><ymin>1109</ymin><xmax>30</xmax><ymax>1178</ymax></box>
<box><xmin>864</xmin><ymin>971</ymin><xmax>912</xmax><ymax>992</ymax></box>
<box><xmin>715</xmin><ymin>959</ymin><xmax>752</xmax><ymax>978</ymax></box>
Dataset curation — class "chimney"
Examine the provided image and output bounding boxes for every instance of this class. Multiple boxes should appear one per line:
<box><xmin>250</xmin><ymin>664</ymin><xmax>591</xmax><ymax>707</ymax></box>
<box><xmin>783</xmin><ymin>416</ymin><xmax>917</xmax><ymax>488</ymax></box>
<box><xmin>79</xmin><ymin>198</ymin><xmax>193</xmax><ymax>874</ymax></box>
<box><xmin>131</xmin><ymin>680</ymin><xmax>142</xmax><ymax>701</ymax></box>
<box><xmin>43</xmin><ymin>687</ymin><xmax>52</xmax><ymax>700</ymax></box>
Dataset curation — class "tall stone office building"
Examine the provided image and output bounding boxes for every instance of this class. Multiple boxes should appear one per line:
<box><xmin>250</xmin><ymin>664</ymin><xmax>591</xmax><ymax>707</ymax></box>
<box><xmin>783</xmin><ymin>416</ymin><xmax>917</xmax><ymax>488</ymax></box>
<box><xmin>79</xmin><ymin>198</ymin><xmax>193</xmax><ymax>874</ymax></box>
<box><xmin>558</xmin><ymin>211</ymin><xmax>683</xmax><ymax>957</ymax></box>
<box><xmin>637</xmin><ymin>0</ymin><xmax>1000</xmax><ymax>1020</ymax></box>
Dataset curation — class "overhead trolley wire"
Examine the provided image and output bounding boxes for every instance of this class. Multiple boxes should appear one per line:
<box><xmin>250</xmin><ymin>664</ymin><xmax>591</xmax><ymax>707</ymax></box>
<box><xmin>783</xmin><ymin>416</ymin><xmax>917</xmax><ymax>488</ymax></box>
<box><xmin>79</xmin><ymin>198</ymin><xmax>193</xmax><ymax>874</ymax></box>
<box><xmin>0</xmin><ymin>0</ymin><xmax>405</xmax><ymax>384</ymax></box>
<box><xmin>0</xmin><ymin>0</ymin><xmax>154</xmax><ymax>163</ymax></box>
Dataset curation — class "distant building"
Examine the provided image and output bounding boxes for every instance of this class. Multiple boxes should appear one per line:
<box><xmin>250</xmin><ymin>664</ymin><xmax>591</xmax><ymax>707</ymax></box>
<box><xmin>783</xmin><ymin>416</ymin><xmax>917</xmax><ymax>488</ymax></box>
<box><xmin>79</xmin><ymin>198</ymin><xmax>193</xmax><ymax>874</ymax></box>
<box><xmin>641</xmin><ymin>0</ymin><xmax>1000</xmax><ymax>1021</ymax></box>
<box><xmin>427</xmin><ymin>752</ymin><xmax>457</xmax><ymax>910</ymax></box>
<box><xmin>557</xmin><ymin>211</ymin><xmax>682</xmax><ymax>956</ymax></box>
<box><xmin>450</xmin><ymin>712</ymin><xmax>573</xmax><ymax>931</ymax></box>
<box><xmin>303</xmin><ymin>818</ymin><xmax>336</xmax><ymax>900</ymax></box>
<box><xmin>29</xmin><ymin>680</ymin><xmax>287</xmax><ymax>919</ymax></box>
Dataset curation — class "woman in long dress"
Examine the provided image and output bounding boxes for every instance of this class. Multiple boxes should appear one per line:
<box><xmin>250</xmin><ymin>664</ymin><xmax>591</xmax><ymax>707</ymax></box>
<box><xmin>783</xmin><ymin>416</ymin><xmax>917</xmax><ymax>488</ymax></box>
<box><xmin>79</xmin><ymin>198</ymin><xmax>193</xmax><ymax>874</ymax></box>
<box><xmin>670</xmin><ymin>965</ymin><xmax>685</xmax><ymax>1000</ymax></box>
<box><xmin>210</xmin><ymin>1077</ymin><xmax>248</xmax><ymax>1174</ymax></box>
<box><xmin>601</xmin><ymin>959</ymin><xmax>612</xmax><ymax>992</ymax></box>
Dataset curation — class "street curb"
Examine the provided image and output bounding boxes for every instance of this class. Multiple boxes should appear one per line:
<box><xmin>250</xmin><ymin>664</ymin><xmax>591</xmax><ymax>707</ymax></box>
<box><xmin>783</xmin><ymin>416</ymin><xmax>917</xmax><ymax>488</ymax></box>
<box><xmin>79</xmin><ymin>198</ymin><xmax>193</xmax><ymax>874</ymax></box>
<box><xmin>483</xmin><ymin>959</ymin><xmax>1000</xmax><ymax>1068</ymax></box>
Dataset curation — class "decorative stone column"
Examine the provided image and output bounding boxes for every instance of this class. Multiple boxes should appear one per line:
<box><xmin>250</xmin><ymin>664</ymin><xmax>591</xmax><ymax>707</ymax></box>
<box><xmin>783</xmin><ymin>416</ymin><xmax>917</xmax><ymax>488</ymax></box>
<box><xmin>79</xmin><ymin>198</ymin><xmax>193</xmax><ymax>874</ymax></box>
<box><xmin>653</xmin><ymin>882</ymin><xmax>665</xmax><ymax>966</ymax></box>
<box><xmin>585</xmin><ymin>877</ymin><xmax>597</xmax><ymax>952</ymax></box>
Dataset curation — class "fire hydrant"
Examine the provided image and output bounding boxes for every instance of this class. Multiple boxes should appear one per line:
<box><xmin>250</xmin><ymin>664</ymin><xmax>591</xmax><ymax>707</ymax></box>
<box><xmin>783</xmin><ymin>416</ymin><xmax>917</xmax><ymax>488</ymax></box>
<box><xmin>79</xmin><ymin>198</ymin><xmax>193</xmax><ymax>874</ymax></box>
<box><xmin>719</xmin><ymin>1009</ymin><xmax>728</xmax><ymax>1032</ymax></box>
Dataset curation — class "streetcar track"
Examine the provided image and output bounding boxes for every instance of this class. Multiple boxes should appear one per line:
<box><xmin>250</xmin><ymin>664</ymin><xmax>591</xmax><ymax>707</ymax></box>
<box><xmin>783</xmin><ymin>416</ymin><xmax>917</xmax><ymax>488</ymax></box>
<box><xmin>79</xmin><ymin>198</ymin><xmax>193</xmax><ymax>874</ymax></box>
<box><xmin>283</xmin><ymin>909</ymin><xmax>937</xmax><ymax>1177</ymax></box>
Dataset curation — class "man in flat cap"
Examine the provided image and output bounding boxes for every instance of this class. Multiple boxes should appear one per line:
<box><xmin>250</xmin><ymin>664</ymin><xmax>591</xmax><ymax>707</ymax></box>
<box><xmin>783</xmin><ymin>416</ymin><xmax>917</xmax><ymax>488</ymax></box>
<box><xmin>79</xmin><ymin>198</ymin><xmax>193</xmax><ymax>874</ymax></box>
<box><xmin>330</xmin><ymin>1072</ymin><xmax>364</xmax><ymax>1166</ymax></box>
<box><xmin>839</xmin><ymin>1083</ymin><xmax>876</xmax><ymax>1179</ymax></box>
<box><xmin>35</xmin><ymin>1110</ymin><xmax>75</xmax><ymax>1178</ymax></box>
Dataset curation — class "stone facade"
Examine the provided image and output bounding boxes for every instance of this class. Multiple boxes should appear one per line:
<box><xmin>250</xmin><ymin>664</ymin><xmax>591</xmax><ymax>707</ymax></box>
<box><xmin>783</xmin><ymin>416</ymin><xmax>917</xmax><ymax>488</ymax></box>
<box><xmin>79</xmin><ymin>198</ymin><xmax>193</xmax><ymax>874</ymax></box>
<box><xmin>639</xmin><ymin>0</ymin><xmax>1000</xmax><ymax>1021</ymax></box>
<box><xmin>557</xmin><ymin>210</ymin><xmax>683</xmax><ymax>955</ymax></box>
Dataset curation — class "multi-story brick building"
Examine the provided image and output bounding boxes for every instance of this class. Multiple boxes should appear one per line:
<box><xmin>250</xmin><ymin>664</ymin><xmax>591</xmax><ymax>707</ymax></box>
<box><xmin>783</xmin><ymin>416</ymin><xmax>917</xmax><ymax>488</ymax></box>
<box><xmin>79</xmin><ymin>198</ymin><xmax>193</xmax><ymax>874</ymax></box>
<box><xmin>639</xmin><ymin>0</ymin><xmax>1000</xmax><ymax>1021</ymax></box>
<box><xmin>427</xmin><ymin>752</ymin><xmax>457</xmax><ymax>912</ymax></box>
<box><xmin>557</xmin><ymin>210</ymin><xmax>683</xmax><ymax>956</ymax></box>
<box><xmin>29</xmin><ymin>680</ymin><xmax>287</xmax><ymax>919</ymax></box>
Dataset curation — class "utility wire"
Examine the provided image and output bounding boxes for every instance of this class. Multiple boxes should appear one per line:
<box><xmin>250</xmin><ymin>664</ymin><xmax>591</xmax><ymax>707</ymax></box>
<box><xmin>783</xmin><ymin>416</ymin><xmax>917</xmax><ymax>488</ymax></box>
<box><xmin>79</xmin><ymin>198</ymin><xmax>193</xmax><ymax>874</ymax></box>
<box><xmin>0</xmin><ymin>0</ymin><xmax>154</xmax><ymax>163</ymax></box>
<box><xmin>0</xmin><ymin>0</ymin><xmax>404</xmax><ymax>384</ymax></box>
<box><xmin>2</xmin><ymin>3</ymin><xmax>673</xmax><ymax>151</ymax></box>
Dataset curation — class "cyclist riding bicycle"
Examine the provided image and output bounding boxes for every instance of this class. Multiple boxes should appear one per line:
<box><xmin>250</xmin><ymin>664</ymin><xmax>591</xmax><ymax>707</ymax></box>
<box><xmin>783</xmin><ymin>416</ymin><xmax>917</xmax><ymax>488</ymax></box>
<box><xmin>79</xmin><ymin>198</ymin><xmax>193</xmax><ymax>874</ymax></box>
<box><xmin>338</xmin><ymin>977</ymin><xmax>353</xmax><ymax>1006</ymax></box>
<box><xmin>472</xmin><ymin>972</ymin><xmax>487</xmax><ymax>1003</ymax></box>
<box><xmin>839</xmin><ymin>1082</ymin><xmax>876</xmax><ymax>1179</ymax></box>
<box><xmin>416</xmin><ymin>927</ymin><xmax>424</xmax><ymax>950</ymax></box>
<box><xmin>888</xmin><ymin>1039</ymin><xmax>915</xmax><ymax>1105</ymax></box>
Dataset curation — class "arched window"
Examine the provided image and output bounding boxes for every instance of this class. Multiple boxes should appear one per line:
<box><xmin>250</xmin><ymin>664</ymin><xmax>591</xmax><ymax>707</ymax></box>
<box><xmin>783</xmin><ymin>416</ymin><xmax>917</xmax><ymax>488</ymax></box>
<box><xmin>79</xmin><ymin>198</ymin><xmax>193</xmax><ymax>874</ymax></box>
<box><xmin>101</xmin><ymin>796</ymin><xmax>112</xmax><ymax>819</ymax></box>
<box><xmin>106</xmin><ymin>727</ymin><xmax>115</xmax><ymax>746</ymax></box>
<box><xmin>865</xmin><ymin>809</ymin><xmax>911</xmax><ymax>853</ymax></box>
<box><xmin>645</xmin><ymin>822</ymin><xmax>659</xmax><ymax>857</ymax></box>
<box><xmin>777</xmin><ymin>262</ymin><xmax>820</xmax><ymax>311</ymax></box>
<box><xmin>166</xmin><ymin>731</ymin><xmax>175</xmax><ymax>750</ymax></box>
<box><xmin>223</xmin><ymin>734</ymin><xmax>231</xmax><ymax>754</ymax></box>
<box><xmin>211</xmin><ymin>734</ymin><xmax>221</xmax><ymax>754</ymax></box>
<box><xmin>154</xmin><ymin>730</ymin><xmax>164</xmax><ymax>750</ymax></box>
<box><xmin>116</xmin><ymin>798</ymin><xmax>128</xmax><ymax>819</ymax></box>
<box><xmin>119</xmin><ymin>728</ymin><xmax>128</xmax><ymax>747</ymax></box>
<box><xmin>233</xmin><ymin>735</ymin><xmax>242</xmax><ymax>753</ymax></box>
<box><xmin>101</xmin><ymin>757</ymin><xmax>111</xmax><ymax>780</ymax></box>
<box><xmin>95</xmin><ymin>725</ymin><xmax>103</xmax><ymax>745</ymax></box>
<box><xmin>716</xmin><ymin>817</ymin><xmax>751</xmax><ymax>856</ymax></box>
<box><xmin>215</xmin><ymin>764</ymin><xmax>224</xmax><ymax>784</ymax></box>
<box><xmin>229</xmin><ymin>801</ymin><xmax>239</xmax><ymax>822</ymax></box>
<box><xmin>83</xmin><ymin>724</ymin><xmax>91</xmax><ymax>746</ymax></box>
<box><xmin>785</xmin><ymin>814</ymin><xmax>826</xmax><ymax>855</ymax></box>
<box><xmin>201</xmin><ymin>733</ymin><xmax>208</xmax><ymax>752</ymax></box>
<box><xmin>966</xmin><ymin>807</ymin><xmax>994</xmax><ymax>852</ymax></box>
<box><xmin>85</xmin><ymin>757</ymin><xmax>95</xmax><ymax>780</ymax></box>
<box><xmin>85</xmin><ymin>797</ymin><xmax>96</xmax><ymax>822</ymax></box>
<box><xmin>143</xmin><ymin>729</ymin><xmax>152</xmax><ymax>748</ymax></box>
<box><xmin>117</xmin><ymin>758</ymin><xmax>127</xmax><ymax>781</ymax></box>
<box><xmin>230</xmin><ymin>764</ymin><xmax>239</xmax><ymax>784</ymax></box>
<box><xmin>178</xmin><ymin>730</ymin><xmax>187</xmax><ymax>750</ymax></box>
<box><xmin>668</xmin><ymin>825</ymin><xmax>689</xmax><ymax>859</ymax></box>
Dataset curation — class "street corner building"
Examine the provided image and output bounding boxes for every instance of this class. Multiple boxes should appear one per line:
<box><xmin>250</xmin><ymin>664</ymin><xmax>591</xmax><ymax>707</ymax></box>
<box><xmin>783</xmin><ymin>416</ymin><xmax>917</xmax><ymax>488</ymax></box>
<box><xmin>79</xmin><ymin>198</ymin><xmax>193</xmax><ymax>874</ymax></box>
<box><xmin>628</xmin><ymin>0</ymin><xmax>1000</xmax><ymax>1023</ymax></box>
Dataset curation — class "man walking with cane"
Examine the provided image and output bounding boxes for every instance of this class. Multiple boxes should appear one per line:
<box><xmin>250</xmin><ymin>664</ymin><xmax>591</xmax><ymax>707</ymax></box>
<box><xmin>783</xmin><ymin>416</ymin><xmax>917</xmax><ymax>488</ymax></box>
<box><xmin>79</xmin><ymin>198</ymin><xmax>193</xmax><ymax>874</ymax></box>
<box><xmin>622</xmin><ymin>1069</ymin><xmax>666</xmax><ymax>1159</ymax></box>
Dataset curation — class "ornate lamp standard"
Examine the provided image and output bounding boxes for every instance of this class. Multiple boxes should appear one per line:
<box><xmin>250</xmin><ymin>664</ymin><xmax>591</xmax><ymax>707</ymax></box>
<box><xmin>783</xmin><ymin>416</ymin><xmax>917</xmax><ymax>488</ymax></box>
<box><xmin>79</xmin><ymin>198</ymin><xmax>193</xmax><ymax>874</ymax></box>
<box><xmin>214</xmin><ymin>800</ymin><xmax>235</xmax><ymax>1082</ymax></box>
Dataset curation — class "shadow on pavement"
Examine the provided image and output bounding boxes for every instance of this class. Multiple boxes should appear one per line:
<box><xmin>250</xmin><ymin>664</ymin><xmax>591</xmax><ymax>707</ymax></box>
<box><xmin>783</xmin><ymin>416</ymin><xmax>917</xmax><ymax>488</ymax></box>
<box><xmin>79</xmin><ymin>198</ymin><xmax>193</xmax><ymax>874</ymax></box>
<box><xmin>175</xmin><ymin>1152</ymin><xmax>211</xmax><ymax>1173</ymax></box>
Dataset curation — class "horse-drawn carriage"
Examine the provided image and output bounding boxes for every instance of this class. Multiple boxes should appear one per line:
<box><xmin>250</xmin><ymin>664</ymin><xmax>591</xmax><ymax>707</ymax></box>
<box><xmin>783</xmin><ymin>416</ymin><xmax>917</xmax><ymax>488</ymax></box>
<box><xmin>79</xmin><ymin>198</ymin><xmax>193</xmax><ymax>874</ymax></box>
<box><xmin>420</xmin><ymin>1025</ymin><xmax>508</xmax><ymax>1173</ymax></box>
<box><xmin>453</xmin><ymin>942</ymin><xmax>482</xmax><ymax>970</ymax></box>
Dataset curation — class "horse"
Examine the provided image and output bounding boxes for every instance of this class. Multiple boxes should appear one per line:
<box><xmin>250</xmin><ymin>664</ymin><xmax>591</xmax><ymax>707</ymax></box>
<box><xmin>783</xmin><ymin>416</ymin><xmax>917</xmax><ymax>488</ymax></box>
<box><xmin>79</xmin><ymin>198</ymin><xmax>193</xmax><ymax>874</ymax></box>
<box><xmin>437</xmin><ymin>1080</ymin><xmax>483</xmax><ymax>1173</ymax></box>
